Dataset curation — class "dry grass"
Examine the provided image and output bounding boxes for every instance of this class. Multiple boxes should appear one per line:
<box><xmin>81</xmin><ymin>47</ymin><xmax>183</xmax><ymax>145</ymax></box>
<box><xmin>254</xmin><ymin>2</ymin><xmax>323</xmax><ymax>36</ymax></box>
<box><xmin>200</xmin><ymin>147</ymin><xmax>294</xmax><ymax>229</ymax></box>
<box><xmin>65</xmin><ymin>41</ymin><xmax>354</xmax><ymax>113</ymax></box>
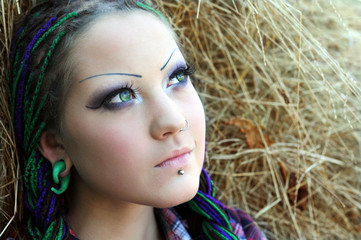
<box><xmin>0</xmin><ymin>0</ymin><xmax>22</xmax><ymax>237</ymax></box>
<box><xmin>1</xmin><ymin>0</ymin><xmax>361</xmax><ymax>239</ymax></box>
<box><xmin>158</xmin><ymin>0</ymin><xmax>361</xmax><ymax>239</ymax></box>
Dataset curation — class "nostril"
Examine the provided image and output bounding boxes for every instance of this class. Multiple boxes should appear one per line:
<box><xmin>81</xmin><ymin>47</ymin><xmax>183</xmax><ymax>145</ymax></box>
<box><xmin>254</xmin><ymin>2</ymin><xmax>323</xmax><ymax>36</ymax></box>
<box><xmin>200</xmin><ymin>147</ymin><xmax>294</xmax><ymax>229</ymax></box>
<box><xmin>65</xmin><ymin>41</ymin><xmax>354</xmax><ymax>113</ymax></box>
<box><xmin>162</xmin><ymin>131</ymin><xmax>173</xmax><ymax>138</ymax></box>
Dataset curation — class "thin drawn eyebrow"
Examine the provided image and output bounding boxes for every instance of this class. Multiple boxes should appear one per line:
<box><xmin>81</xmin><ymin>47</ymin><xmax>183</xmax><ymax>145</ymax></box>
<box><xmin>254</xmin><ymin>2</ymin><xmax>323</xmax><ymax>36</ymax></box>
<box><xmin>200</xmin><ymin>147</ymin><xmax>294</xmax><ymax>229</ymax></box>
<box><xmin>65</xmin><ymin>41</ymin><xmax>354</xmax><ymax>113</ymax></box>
<box><xmin>79</xmin><ymin>73</ymin><xmax>142</xmax><ymax>83</ymax></box>
<box><xmin>160</xmin><ymin>48</ymin><xmax>178</xmax><ymax>71</ymax></box>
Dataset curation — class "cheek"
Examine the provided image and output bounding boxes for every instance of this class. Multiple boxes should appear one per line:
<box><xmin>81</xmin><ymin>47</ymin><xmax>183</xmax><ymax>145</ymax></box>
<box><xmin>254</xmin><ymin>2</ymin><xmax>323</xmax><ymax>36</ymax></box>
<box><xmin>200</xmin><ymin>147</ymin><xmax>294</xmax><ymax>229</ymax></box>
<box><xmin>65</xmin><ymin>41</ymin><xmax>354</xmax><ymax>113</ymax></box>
<box><xmin>61</xmin><ymin>109</ymin><xmax>148</xmax><ymax>191</ymax></box>
<box><xmin>187</xmin><ymin>86</ymin><xmax>206</xmax><ymax>138</ymax></box>
<box><xmin>64</xmin><ymin>114</ymin><xmax>141</xmax><ymax>160</ymax></box>
<box><xmin>185</xmin><ymin>85</ymin><xmax>206</xmax><ymax>164</ymax></box>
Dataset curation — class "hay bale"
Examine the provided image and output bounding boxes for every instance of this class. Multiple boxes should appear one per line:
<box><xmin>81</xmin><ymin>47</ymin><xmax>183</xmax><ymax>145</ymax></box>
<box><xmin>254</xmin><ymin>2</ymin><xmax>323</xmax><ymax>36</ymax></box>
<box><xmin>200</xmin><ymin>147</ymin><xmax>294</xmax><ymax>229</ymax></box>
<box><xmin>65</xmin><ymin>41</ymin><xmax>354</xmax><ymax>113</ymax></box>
<box><xmin>0</xmin><ymin>0</ymin><xmax>22</xmax><ymax>237</ymax></box>
<box><xmin>158</xmin><ymin>0</ymin><xmax>361</xmax><ymax>239</ymax></box>
<box><xmin>1</xmin><ymin>0</ymin><xmax>360</xmax><ymax>239</ymax></box>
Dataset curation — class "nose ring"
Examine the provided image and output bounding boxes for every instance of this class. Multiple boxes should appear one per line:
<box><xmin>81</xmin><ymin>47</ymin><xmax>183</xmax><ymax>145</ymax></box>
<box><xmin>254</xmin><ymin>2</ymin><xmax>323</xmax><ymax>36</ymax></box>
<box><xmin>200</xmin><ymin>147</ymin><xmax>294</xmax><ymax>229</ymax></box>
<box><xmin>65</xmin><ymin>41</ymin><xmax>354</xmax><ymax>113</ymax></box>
<box><xmin>180</xmin><ymin>119</ymin><xmax>189</xmax><ymax>132</ymax></box>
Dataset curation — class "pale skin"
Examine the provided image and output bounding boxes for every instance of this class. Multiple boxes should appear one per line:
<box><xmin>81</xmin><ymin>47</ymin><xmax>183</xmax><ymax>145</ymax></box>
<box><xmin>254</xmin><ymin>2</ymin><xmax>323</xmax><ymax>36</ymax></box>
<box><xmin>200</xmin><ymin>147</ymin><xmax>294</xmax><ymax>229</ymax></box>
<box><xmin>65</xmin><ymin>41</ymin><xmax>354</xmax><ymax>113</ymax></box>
<box><xmin>39</xmin><ymin>10</ymin><xmax>206</xmax><ymax>240</ymax></box>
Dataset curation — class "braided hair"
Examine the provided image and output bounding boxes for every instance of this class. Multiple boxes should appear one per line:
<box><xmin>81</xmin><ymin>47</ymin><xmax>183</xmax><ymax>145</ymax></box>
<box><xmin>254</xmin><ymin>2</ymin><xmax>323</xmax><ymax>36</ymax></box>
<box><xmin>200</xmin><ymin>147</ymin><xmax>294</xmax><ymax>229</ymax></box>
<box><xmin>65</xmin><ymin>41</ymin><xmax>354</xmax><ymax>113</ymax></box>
<box><xmin>8</xmin><ymin>1</ymin><xmax>239</xmax><ymax>239</ymax></box>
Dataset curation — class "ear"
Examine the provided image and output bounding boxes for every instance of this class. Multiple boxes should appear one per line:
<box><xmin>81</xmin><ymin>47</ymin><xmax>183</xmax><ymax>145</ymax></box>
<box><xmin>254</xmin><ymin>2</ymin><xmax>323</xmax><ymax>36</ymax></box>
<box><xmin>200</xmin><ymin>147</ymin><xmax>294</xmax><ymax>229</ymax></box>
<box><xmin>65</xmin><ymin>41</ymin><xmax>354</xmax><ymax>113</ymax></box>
<box><xmin>39</xmin><ymin>131</ymin><xmax>73</xmax><ymax>177</ymax></box>
<box><xmin>39</xmin><ymin>131</ymin><xmax>65</xmax><ymax>164</ymax></box>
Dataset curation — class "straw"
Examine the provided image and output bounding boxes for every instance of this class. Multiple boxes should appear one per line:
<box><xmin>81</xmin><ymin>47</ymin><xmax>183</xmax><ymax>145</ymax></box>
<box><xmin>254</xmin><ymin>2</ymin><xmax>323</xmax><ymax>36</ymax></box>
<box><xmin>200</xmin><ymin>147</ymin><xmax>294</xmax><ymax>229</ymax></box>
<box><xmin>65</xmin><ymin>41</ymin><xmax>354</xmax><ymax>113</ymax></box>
<box><xmin>158</xmin><ymin>0</ymin><xmax>361</xmax><ymax>239</ymax></box>
<box><xmin>1</xmin><ymin>0</ymin><xmax>361</xmax><ymax>239</ymax></box>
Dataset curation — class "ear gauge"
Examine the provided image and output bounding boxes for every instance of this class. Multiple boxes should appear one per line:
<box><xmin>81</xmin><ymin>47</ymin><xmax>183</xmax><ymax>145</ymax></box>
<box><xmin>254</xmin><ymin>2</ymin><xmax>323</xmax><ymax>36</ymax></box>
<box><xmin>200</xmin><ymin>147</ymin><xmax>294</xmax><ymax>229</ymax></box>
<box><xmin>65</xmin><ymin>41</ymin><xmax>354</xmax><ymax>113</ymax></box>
<box><xmin>51</xmin><ymin>160</ymin><xmax>71</xmax><ymax>195</ymax></box>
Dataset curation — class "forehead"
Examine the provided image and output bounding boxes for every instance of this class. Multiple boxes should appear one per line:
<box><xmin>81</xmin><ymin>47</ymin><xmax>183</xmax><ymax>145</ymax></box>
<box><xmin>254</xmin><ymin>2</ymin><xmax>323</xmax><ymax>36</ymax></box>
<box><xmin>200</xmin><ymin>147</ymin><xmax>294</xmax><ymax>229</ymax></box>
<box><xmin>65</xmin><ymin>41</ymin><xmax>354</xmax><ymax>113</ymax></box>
<box><xmin>84</xmin><ymin>10</ymin><xmax>173</xmax><ymax>41</ymax></box>
<box><xmin>73</xmin><ymin>10</ymin><xmax>178</xmax><ymax>80</ymax></box>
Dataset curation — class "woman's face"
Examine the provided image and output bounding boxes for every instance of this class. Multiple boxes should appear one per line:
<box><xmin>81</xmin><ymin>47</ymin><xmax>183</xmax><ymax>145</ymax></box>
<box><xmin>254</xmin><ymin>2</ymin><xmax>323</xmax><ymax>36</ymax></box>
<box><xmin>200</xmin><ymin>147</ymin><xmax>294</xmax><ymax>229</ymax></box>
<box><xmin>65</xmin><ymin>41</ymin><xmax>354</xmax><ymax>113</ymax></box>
<box><xmin>60</xmin><ymin>11</ymin><xmax>205</xmax><ymax>207</ymax></box>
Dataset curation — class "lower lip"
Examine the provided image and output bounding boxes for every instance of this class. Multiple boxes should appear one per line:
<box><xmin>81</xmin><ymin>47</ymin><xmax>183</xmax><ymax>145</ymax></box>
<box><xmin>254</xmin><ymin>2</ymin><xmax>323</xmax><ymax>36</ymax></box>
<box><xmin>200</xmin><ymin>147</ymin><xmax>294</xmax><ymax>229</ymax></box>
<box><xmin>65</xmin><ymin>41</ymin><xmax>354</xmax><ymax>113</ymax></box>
<box><xmin>155</xmin><ymin>152</ymin><xmax>191</xmax><ymax>168</ymax></box>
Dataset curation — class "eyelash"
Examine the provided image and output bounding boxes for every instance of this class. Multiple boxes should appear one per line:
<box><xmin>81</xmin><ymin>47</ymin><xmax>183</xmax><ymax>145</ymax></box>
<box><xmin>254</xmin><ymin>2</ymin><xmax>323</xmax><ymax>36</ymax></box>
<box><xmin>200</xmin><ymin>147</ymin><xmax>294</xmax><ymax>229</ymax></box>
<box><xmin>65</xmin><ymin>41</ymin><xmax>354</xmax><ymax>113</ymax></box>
<box><xmin>104</xmin><ymin>83</ymin><xmax>138</xmax><ymax>110</ymax></box>
<box><xmin>87</xmin><ymin>65</ymin><xmax>196</xmax><ymax>110</ymax></box>
<box><xmin>167</xmin><ymin>64</ymin><xmax>196</xmax><ymax>88</ymax></box>
<box><xmin>86</xmin><ymin>82</ymin><xmax>138</xmax><ymax>110</ymax></box>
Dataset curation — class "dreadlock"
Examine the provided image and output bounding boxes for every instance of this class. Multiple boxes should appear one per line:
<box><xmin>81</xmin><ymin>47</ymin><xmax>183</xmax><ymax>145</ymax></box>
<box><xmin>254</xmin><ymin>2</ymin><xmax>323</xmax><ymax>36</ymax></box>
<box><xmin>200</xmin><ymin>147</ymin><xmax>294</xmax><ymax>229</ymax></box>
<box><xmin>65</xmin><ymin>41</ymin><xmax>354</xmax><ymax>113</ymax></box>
<box><xmin>8</xmin><ymin>1</ymin><xmax>240</xmax><ymax>239</ymax></box>
<box><xmin>9</xmin><ymin>2</ymin><xmax>87</xmax><ymax>238</ymax></box>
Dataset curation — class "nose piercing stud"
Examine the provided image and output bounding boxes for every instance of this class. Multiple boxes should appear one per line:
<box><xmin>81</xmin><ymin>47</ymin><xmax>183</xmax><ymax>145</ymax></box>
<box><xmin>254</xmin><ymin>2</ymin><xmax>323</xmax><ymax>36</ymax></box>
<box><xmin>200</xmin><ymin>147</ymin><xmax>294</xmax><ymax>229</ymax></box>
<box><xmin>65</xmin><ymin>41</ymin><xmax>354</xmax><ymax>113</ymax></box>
<box><xmin>178</xmin><ymin>169</ymin><xmax>184</xmax><ymax>175</ymax></box>
<box><xmin>180</xmin><ymin>119</ymin><xmax>189</xmax><ymax>132</ymax></box>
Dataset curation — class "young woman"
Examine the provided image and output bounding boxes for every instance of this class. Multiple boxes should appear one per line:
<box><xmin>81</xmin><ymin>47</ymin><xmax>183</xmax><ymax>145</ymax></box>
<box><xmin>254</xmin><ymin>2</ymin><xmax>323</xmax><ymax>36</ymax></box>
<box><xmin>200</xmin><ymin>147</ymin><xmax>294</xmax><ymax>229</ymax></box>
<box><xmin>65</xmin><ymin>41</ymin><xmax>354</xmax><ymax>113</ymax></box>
<box><xmin>6</xmin><ymin>0</ymin><xmax>266</xmax><ymax>239</ymax></box>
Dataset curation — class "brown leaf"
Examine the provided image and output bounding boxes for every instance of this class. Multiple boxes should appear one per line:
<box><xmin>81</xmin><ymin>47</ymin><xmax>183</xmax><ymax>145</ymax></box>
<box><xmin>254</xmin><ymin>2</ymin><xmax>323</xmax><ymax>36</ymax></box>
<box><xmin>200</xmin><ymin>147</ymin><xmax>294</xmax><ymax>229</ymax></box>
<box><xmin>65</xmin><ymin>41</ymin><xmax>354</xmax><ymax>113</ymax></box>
<box><xmin>224</xmin><ymin>118</ymin><xmax>254</xmax><ymax>130</ymax></box>
<box><xmin>354</xmin><ymin>225</ymin><xmax>361</xmax><ymax>234</ymax></box>
<box><xmin>279</xmin><ymin>162</ymin><xmax>308</xmax><ymax>211</ymax></box>
<box><xmin>224</xmin><ymin>118</ymin><xmax>274</xmax><ymax>149</ymax></box>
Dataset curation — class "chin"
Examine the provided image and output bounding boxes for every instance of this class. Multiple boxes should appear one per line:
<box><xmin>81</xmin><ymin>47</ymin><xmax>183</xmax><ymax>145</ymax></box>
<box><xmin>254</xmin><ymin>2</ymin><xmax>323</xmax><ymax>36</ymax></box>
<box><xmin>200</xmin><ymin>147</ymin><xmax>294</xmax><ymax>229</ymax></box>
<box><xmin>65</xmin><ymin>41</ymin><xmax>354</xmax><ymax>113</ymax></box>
<box><xmin>152</xmin><ymin>178</ymin><xmax>200</xmax><ymax>209</ymax></box>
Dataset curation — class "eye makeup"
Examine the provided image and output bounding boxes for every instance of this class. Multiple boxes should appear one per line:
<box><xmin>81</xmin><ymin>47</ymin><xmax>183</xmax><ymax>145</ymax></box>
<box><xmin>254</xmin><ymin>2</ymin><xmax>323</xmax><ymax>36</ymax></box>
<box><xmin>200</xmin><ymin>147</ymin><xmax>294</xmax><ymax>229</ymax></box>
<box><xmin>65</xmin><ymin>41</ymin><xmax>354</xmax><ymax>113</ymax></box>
<box><xmin>166</xmin><ymin>62</ymin><xmax>196</xmax><ymax>88</ymax></box>
<box><xmin>86</xmin><ymin>82</ymin><xmax>139</xmax><ymax>110</ymax></box>
<box><xmin>85</xmin><ymin>61</ymin><xmax>196</xmax><ymax>111</ymax></box>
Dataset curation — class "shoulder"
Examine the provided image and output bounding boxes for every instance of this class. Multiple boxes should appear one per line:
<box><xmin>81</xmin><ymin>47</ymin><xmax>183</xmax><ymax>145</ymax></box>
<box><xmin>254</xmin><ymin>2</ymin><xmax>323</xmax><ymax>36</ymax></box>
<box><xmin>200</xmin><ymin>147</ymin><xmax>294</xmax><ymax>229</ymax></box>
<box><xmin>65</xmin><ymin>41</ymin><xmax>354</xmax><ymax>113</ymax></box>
<box><xmin>225</xmin><ymin>206</ymin><xmax>267</xmax><ymax>240</ymax></box>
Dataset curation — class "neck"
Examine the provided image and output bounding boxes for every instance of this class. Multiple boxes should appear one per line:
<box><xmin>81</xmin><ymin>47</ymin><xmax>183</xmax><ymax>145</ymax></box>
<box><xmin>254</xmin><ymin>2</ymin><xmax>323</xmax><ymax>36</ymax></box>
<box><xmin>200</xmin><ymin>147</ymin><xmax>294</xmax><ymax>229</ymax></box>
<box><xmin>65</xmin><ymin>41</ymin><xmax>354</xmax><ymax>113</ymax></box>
<box><xmin>66</xmin><ymin>176</ymin><xmax>163</xmax><ymax>240</ymax></box>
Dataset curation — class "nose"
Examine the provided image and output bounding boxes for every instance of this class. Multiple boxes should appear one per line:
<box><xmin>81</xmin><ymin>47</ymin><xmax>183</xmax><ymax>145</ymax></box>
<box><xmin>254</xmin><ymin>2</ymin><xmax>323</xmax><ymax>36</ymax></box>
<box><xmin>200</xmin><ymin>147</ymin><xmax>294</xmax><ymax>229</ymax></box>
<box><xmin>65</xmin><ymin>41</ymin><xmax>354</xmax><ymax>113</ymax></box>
<box><xmin>149</xmin><ymin>94</ymin><xmax>186</xmax><ymax>140</ymax></box>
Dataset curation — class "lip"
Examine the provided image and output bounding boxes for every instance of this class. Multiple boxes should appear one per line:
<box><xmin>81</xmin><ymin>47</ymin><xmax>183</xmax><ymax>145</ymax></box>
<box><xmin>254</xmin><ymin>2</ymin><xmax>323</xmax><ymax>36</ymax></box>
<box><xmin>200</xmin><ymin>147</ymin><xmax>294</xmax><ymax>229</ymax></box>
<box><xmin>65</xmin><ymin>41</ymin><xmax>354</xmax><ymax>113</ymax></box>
<box><xmin>155</xmin><ymin>147</ymin><xmax>192</xmax><ymax>168</ymax></box>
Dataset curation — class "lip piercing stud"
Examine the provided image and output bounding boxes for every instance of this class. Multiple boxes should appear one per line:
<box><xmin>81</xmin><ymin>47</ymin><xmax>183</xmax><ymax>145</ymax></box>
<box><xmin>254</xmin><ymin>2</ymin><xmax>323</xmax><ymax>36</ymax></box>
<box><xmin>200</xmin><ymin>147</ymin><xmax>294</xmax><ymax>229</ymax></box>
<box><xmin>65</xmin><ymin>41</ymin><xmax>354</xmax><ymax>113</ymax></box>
<box><xmin>178</xmin><ymin>169</ymin><xmax>184</xmax><ymax>175</ymax></box>
<box><xmin>180</xmin><ymin>119</ymin><xmax>189</xmax><ymax>132</ymax></box>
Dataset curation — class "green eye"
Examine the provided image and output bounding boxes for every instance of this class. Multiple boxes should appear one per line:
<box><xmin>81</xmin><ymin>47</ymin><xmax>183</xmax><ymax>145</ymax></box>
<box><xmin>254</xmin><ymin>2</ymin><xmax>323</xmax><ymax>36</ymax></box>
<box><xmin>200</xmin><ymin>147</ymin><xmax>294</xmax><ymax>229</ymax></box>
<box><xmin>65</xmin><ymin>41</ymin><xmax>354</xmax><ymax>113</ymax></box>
<box><xmin>109</xmin><ymin>89</ymin><xmax>134</xmax><ymax>104</ymax></box>
<box><xmin>167</xmin><ymin>65</ymin><xmax>195</xmax><ymax>88</ymax></box>
<box><xmin>119</xmin><ymin>89</ymin><xmax>132</xmax><ymax>101</ymax></box>
<box><xmin>168</xmin><ymin>69</ymin><xmax>187</xmax><ymax>87</ymax></box>
<box><xmin>175</xmin><ymin>72</ymin><xmax>185</xmax><ymax>82</ymax></box>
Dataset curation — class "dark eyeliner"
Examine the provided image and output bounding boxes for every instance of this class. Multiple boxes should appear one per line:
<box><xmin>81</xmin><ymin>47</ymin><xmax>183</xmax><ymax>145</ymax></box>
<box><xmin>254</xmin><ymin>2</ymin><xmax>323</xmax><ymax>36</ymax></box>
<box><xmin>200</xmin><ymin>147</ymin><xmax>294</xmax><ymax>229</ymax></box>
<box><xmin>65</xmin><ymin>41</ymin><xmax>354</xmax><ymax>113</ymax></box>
<box><xmin>168</xmin><ymin>64</ymin><xmax>196</xmax><ymax>86</ymax></box>
<box><xmin>170</xmin><ymin>65</ymin><xmax>196</xmax><ymax>78</ymax></box>
<box><xmin>86</xmin><ymin>82</ymin><xmax>136</xmax><ymax>110</ymax></box>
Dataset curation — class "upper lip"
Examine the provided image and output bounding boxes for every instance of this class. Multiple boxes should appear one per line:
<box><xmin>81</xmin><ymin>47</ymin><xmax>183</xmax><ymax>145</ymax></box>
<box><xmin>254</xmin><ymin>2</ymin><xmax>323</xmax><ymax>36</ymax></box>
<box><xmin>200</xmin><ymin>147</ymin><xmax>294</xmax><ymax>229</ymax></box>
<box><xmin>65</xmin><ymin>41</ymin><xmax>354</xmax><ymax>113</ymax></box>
<box><xmin>155</xmin><ymin>147</ymin><xmax>193</xmax><ymax>167</ymax></box>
